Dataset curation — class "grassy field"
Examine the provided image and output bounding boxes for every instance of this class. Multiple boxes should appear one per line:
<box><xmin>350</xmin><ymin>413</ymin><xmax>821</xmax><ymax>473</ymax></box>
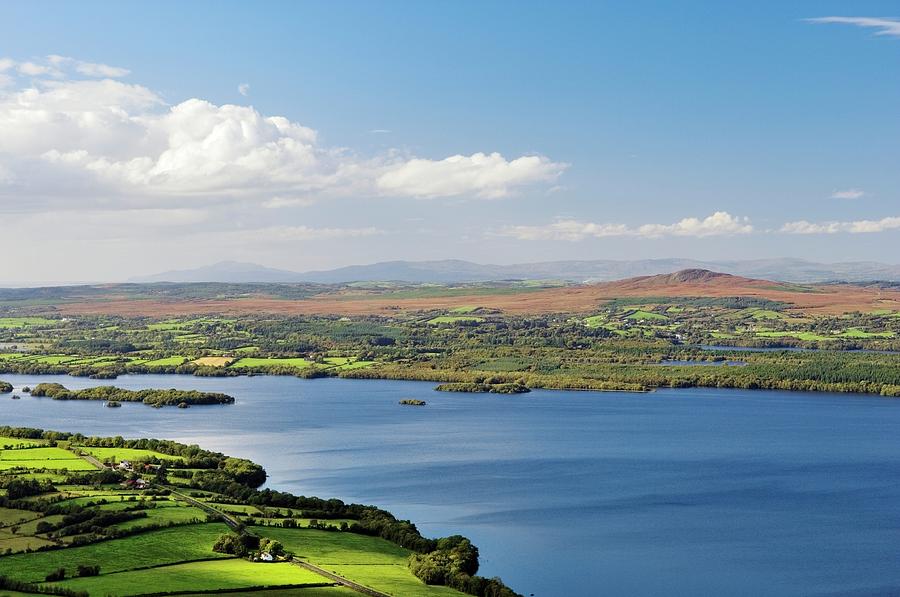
<box><xmin>0</xmin><ymin>523</ymin><xmax>231</xmax><ymax>582</ymax></box>
<box><xmin>0</xmin><ymin>317</ymin><xmax>58</xmax><ymax>328</ymax></box>
<box><xmin>0</xmin><ymin>447</ymin><xmax>78</xmax><ymax>461</ymax></box>
<box><xmin>0</xmin><ymin>436</ymin><xmax>45</xmax><ymax>449</ymax></box>
<box><xmin>76</xmin><ymin>446</ymin><xmax>184</xmax><ymax>463</ymax></box>
<box><xmin>626</xmin><ymin>310</ymin><xmax>668</xmax><ymax>321</ymax></box>
<box><xmin>0</xmin><ymin>507</ymin><xmax>41</xmax><ymax>526</ymax></box>
<box><xmin>427</xmin><ymin>316</ymin><xmax>485</xmax><ymax>324</ymax></box>
<box><xmin>261</xmin><ymin>528</ymin><xmax>462</xmax><ymax>596</ymax></box>
<box><xmin>0</xmin><ymin>459</ymin><xmax>94</xmax><ymax>471</ymax></box>
<box><xmin>230</xmin><ymin>357</ymin><xmax>314</xmax><ymax>369</ymax></box>
<box><xmin>177</xmin><ymin>589</ymin><xmax>359</xmax><ymax>597</ymax></box>
<box><xmin>182</xmin><ymin>587</ymin><xmax>359</xmax><ymax>597</ymax></box>
<box><xmin>55</xmin><ymin>559</ymin><xmax>330</xmax><ymax>595</ymax></box>
<box><xmin>112</xmin><ymin>505</ymin><xmax>207</xmax><ymax>531</ymax></box>
<box><xmin>141</xmin><ymin>356</ymin><xmax>188</xmax><ymax>367</ymax></box>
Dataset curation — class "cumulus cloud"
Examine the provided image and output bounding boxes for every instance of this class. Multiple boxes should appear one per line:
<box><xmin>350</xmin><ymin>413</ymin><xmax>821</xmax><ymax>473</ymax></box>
<box><xmin>0</xmin><ymin>59</ymin><xmax>563</xmax><ymax>208</ymax></box>
<box><xmin>781</xmin><ymin>216</ymin><xmax>900</xmax><ymax>234</ymax></box>
<box><xmin>238</xmin><ymin>83</ymin><xmax>249</xmax><ymax>96</ymax></box>
<box><xmin>806</xmin><ymin>16</ymin><xmax>900</xmax><ymax>37</ymax></box>
<box><xmin>498</xmin><ymin>211</ymin><xmax>753</xmax><ymax>241</ymax></box>
<box><xmin>831</xmin><ymin>188</ymin><xmax>865</xmax><ymax>200</ymax></box>
<box><xmin>377</xmin><ymin>152</ymin><xmax>567</xmax><ymax>199</ymax></box>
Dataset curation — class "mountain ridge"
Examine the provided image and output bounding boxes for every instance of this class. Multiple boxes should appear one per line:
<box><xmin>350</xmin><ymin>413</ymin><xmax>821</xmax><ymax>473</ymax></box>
<box><xmin>130</xmin><ymin>258</ymin><xmax>900</xmax><ymax>285</ymax></box>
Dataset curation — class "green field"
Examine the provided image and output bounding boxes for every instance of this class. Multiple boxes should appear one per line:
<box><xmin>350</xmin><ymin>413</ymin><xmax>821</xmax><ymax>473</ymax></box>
<box><xmin>178</xmin><ymin>589</ymin><xmax>358</xmax><ymax>597</ymax></box>
<box><xmin>0</xmin><ymin>436</ymin><xmax>44</xmax><ymax>449</ymax></box>
<box><xmin>0</xmin><ymin>458</ymin><xmax>95</xmax><ymax>471</ymax></box>
<box><xmin>76</xmin><ymin>446</ymin><xmax>184</xmax><ymax>463</ymax></box>
<box><xmin>427</xmin><ymin>316</ymin><xmax>485</xmax><ymax>324</ymax></box>
<box><xmin>265</xmin><ymin>528</ymin><xmax>461</xmax><ymax>596</ymax></box>
<box><xmin>55</xmin><ymin>558</ymin><xmax>329</xmax><ymax>595</ymax></box>
<box><xmin>230</xmin><ymin>357</ymin><xmax>314</xmax><ymax>369</ymax></box>
<box><xmin>0</xmin><ymin>447</ymin><xmax>77</xmax><ymax>461</ymax></box>
<box><xmin>0</xmin><ymin>523</ymin><xmax>231</xmax><ymax>582</ymax></box>
<box><xmin>0</xmin><ymin>507</ymin><xmax>41</xmax><ymax>526</ymax></box>
<box><xmin>0</xmin><ymin>317</ymin><xmax>58</xmax><ymax>328</ymax></box>
<box><xmin>142</xmin><ymin>356</ymin><xmax>189</xmax><ymax>367</ymax></box>
<box><xmin>625</xmin><ymin>310</ymin><xmax>668</xmax><ymax>321</ymax></box>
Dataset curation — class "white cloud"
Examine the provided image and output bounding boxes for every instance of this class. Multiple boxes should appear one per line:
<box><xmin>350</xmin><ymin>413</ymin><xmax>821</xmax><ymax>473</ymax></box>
<box><xmin>781</xmin><ymin>216</ymin><xmax>900</xmax><ymax>234</ymax></box>
<box><xmin>44</xmin><ymin>54</ymin><xmax>129</xmax><ymax>78</ymax></box>
<box><xmin>369</xmin><ymin>129</ymin><xmax>391</xmax><ymax>134</ymax></box>
<box><xmin>637</xmin><ymin>211</ymin><xmax>753</xmax><ymax>237</ymax></box>
<box><xmin>75</xmin><ymin>61</ymin><xmax>130</xmax><ymax>78</ymax></box>
<box><xmin>238</xmin><ymin>83</ymin><xmax>250</xmax><ymax>96</ymax></box>
<box><xmin>830</xmin><ymin>188</ymin><xmax>865</xmax><ymax>200</ymax></box>
<box><xmin>377</xmin><ymin>152</ymin><xmax>567</xmax><ymax>199</ymax></box>
<box><xmin>0</xmin><ymin>58</ymin><xmax>14</xmax><ymax>72</ymax></box>
<box><xmin>806</xmin><ymin>17</ymin><xmax>900</xmax><ymax>37</ymax></box>
<box><xmin>498</xmin><ymin>211</ymin><xmax>753</xmax><ymax>241</ymax></box>
<box><xmin>0</xmin><ymin>59</ymin><xmax>564</xmax><ymax>209</ymax></box>
<box><xmin>262</xmin><ymin>196</ymin><xmax>314</xmax><ymax>209</ymax></box>
<box><xmin>17</xmin><ymin>61</ymin><xmax>55</xmax><ymax>76</ymax></box>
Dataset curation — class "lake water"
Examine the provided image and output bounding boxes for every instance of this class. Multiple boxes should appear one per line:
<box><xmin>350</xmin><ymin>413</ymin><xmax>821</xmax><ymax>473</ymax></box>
<box><xmin>2</xmin><ymin>373</ymin><xmax>900</xmax><ymax>596</ymax></box>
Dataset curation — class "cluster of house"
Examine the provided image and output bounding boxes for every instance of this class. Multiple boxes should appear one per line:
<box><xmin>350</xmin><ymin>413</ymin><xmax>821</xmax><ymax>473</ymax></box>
<box><xmin>120</xmin><ymin>477</ymin><xmax>150</xmax><ymax>490</ymax></box>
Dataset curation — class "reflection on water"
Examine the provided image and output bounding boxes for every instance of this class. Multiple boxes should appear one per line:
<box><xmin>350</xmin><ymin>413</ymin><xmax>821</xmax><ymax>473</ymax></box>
<box><xmin>2</xmin><ymin>373</ymin><xmax>900</xmax><ymax>596</ymax></box>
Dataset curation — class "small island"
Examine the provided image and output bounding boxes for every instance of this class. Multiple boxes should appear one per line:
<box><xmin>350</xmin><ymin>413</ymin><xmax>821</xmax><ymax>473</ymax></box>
<box><xmin>435</xmin><ymin>382</ymin><xmax>531</xmax><ymax>394</ymax></box>
<box><xmin>0</xmin><ymin>381</ymin><xmax>12</xmax><ymax>394</ymax></box>
<box><xmin>29</xmin><ymin>383</ymin><xmax>235</xmax><ymax>407</ymax></box>
<box><xmin>400</xmin><ymin>398</ymin><xmax>427</xmax><ymax>406</ymax></box>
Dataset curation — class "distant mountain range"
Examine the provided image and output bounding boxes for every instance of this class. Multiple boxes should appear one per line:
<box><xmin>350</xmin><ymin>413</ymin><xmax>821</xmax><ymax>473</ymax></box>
<box><xmin>130</xmin><ymin>258</ymin><xmax>900</xmax><ymax>285</ymax></box>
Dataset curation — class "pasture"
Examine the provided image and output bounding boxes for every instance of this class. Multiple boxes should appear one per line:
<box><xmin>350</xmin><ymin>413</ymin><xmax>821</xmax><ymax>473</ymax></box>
<box><xmin>264</xmin><ymin>528</ymin><xmax>460</xmax><ymax>596</ymax></box>
<box><xmin>230</xmin><ymin>357</ymin><xmax>314</xmax><ymax>369</ymax></box>
<box><xmin>55</xmin><ymin>559</ymin><xmax>329</xmax><ymax>595</ymax></box>
<box><xmin>0</xmin><ymin>523</ymin><xmax>231</xmax><ymax>582</ymax></box>
<box><xmin>76</xmin><ymin>446</ymin><xmax>184</xmax><ymax>463</ymax></box>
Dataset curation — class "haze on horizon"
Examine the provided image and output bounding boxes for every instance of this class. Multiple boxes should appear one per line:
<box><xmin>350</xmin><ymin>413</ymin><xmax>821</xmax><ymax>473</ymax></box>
<box><xmin>1</xmin><ymin>1</ymin><xmax>898</xmax><ymax>284</ymax></box>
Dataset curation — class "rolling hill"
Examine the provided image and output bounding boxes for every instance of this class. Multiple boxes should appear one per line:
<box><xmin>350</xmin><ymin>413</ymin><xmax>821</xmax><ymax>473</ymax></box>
<box><xmin>131</xmin><ymin>258</ymin><xmax>900</xmax><ymax>285</ymax></box>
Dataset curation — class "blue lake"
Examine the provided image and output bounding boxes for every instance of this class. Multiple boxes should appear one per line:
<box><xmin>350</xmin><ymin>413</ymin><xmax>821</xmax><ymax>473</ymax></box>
<box><xmin>2</xmin><ymin>373</ymin><xmax>900</xmax><ymax>596</ymax></box>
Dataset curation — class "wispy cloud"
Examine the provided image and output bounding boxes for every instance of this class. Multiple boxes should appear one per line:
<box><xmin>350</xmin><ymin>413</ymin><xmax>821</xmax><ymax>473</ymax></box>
<box><xmin>831</xmin><ymin>188</ymin><xmax>865</xmax><ymax>200</ymax></box>
<box><xmin>498</xmin><ymin>211</ymin><xmax>753</xmax><ymax>241</ymax></box>
<box><xmin>228</xmin><ymin>225</ymin><xmax>384</xmax><ymax>243</ymax></box>
<box><xmin>238</xmin><ymin>83</ymin><xmax>250</xmax><ymax>96</ymax></box>
<box><xmin>262</xmin><ymin>196</ymin><xmax>314</xmax><ymax>209</ymax></box>
<box><xmin>781</xmin><ymin>216</ymin><xmax>900</xmax><ymax>234</ymax></box>
<box><xmin>806</xmin><ymin>17</ymin><xmax>900</xmax><ymax>37</ymax></box>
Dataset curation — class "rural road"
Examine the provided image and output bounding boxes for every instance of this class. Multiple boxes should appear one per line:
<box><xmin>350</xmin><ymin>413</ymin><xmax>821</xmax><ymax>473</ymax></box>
<box><xmin>291</xmin><ymin>558</ymin><xmax>391</xmax><ymax>597</ymax></box>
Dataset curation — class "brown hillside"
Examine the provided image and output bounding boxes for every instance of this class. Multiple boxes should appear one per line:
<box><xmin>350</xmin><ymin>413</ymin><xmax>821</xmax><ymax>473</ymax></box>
<box><xmin>54</xmin><ymin>270</ymin><xmax>900</xmax><ymax>317</ymax></box>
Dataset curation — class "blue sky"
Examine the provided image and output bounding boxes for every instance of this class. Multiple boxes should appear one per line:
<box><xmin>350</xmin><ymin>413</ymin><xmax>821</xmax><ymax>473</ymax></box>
<box><xmin>0</xmin><ymin>1</ymin><xmax>898</xmax><ymax>282</ymax></box>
